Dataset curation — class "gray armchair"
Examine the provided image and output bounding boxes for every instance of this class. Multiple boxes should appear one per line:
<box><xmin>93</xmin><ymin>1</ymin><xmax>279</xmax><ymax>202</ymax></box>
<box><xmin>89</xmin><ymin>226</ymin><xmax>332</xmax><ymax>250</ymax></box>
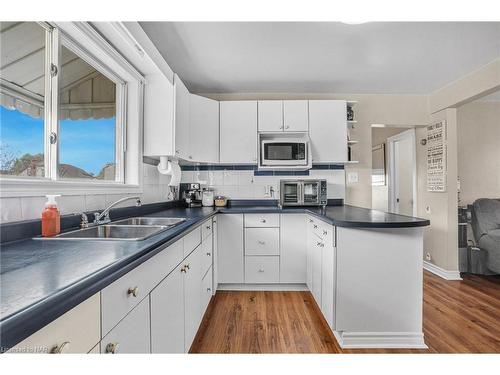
<box><xmin>471</xmin><ymin>198</ymin><xmax>500</xmax><ymax>274</ymax></box>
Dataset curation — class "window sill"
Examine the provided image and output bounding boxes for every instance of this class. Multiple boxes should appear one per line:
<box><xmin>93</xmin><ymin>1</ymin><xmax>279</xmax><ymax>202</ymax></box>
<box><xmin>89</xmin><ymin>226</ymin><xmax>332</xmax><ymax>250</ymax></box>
<box><xmin>0</xmin><ymin>178</ymin><xmax>143</xmax><ymax>198</ymax></box>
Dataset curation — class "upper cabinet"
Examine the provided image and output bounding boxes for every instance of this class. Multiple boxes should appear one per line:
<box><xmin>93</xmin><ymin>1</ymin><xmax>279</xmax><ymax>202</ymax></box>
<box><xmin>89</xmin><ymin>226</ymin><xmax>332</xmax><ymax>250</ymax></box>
<box><xmin>220</xmin><ymin>101</ymin><xmax>258</xmax><ymax>164</ymax></box>
<box><xmin>189</xmin><ymin>94</ymin><xmax>219</xmax><ymax>163</ymax></box>
<box><xmin>174</xmin><ymin>74</ymin><xmax>190</xmax><ymax>160</ymax></box>
<box><xmin>143</xmin><ymin>73</ymin><xmax>175</xmax><ymax>157</ymax></box>
<box><xmin>283</xmin><ymin>100</ymin><xmax>308</xmax><ymax>132</ymax></box>
<box><xmin>309</xmin><ymin>100</ymin><xmax>348</xmax><ymax>163</ymax></box>
<box><xmin>258</xmin><ymin>100</ymin><xmax>308</xmax><ymax>132</ymax></box>
<box><xmin>258</xmin><ymin>100</ymin><xmax>283</xmax><ymax>132</ymax></box>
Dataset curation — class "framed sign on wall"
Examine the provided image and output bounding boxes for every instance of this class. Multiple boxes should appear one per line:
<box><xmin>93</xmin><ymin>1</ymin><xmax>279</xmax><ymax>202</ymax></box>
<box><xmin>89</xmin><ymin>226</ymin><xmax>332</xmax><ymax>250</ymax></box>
<box><xmin>426</xmin><ymin>120</ymin><xmax>447</xmax><ymax>192</ymax></box>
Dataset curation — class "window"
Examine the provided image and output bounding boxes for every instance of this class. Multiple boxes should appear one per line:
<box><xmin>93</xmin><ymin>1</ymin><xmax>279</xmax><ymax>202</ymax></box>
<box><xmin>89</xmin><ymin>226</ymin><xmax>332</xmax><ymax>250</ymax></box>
<box><xmin>0</xmin><ymin>22</ymin><xmax>46</xmax><ymax>178</ymax></box>
<box><xmin>0</xmin><ymin>22</ymin><xmax>127</xmax><ymax>186</ymax></box>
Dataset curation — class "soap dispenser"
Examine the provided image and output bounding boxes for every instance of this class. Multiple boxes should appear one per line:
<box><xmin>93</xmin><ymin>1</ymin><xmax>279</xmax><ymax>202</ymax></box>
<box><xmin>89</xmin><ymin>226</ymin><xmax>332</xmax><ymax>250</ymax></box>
<box><xmin>42</xmin><ymin>194</ymin><xmax>61</xmax><ymax>237</ymax></box>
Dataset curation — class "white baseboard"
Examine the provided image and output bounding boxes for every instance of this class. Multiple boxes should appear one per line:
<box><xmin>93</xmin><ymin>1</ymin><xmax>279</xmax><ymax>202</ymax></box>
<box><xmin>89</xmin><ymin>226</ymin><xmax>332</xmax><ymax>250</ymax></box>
<box><xmin>217</xmin><ymin>283</ymin><xmax>309</xmax><ymax>291</ymax></box>
<box><xmin>333</xmin><ymin>331</ymin><xmax>428</xmax><ymax>349</ymax></box>
<box><xmin>423</xmin><ymin>261</ymin><xmax>462</xmax><ymax>280</ymax></box>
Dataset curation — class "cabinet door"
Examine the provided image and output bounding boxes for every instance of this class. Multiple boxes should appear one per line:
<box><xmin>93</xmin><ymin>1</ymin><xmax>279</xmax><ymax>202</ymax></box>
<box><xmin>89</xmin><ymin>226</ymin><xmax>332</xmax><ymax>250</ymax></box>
<box><xmin>217</xmin><ymin>214</ymin><xmax>244</xmax><ymax>283</ymax></box>
<box><xmin>321</xmin><ymin>241</ymin><xmax>336</xmax><ymax>330</ymax></box>
<box><xmin>309</xmin><ymin>100</ymin><xmax>347</xmax><ymax>163</ymax></box>
<box><xmin>143</xmin><ymin>73</ymin><xmax>175</xmax><ymax>157</ymax></box>
<box><xmin>258</xmin><ymin>100</ymin><xmax>283</xmax><ymax>132</ymax></box>
<box><xmin>150</xmin><ymin>263</ymin><xmax>185</xmax><ymax>353</ymax></box>
<box><xmin>306</xmin><ymin>217</ymin><xmax>314</xmax><ymax>291</ymax></box>
<box><xmin>220</xmin><ymin>101</ymin><xmax>258</xmax><ymax>163</ymax></box>
<box><xmin>283</xmin><ymin>100</ymin><xmax>308</xmax><ymax>132</ymax></box>
<box><xmin>212</xmin><ymin>216</ymin><xmax>218</xmax><ymax>293</ymax></box>
<box><xmin>311</xmin><ymin>239</ymin><xmax>322</xmax><ymax>306</ymax></box>
<box><xmin>101</xmin><ymin>297</ymin><xmax>150</xmax><ymax>354</ymax></box>
<box><xmin>190</xmin><ymin>94</ymin><xmax>219</xmax><ymax>163</ymax></box>
<box><xmin>280</xmin><ymin>214</ymin><xmax>307</xmax><ymax>283</ymax></box>
<box><xmin>183</xmin><ymin>244</ymin><xmax>203</xmax><ymax>352</ymax></box>
<box><xmin>174</xmin><ymin>74</ymin><xmax>190</xmax><ymax>160</ymax></box>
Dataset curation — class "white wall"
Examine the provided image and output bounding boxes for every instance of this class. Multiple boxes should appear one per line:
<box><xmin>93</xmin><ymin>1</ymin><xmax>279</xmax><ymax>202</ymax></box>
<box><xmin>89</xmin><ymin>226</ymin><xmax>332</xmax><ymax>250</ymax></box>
<box><xmin>0</xmin><ymin>162</ymin><xmax>173</xmax><ymax>223</ymax></box>
<box><xmin>181</xmin><ymin>169</ymin><xmax>346</xmax><ymax>200</ymax></box>
<box><xmin>457</xmin><ymin>100</ymin><xmax>500</xmax><ymax>205</ymax></box>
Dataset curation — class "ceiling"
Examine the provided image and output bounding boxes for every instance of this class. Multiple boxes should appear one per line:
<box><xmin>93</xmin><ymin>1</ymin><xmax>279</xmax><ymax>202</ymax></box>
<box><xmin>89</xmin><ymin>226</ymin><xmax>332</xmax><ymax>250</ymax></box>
<box><xmin>140</xmin><ymin>22</ymin><xmax>500</xmax><ymax>94</ymax></box>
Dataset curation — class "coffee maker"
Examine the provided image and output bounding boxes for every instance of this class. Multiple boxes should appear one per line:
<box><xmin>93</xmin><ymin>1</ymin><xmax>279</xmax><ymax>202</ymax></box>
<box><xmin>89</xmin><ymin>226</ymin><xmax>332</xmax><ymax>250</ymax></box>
<box><xmin>179</xmin><ymin>183</ymin><xmax>202</xmax><ymax>207</ymax></box>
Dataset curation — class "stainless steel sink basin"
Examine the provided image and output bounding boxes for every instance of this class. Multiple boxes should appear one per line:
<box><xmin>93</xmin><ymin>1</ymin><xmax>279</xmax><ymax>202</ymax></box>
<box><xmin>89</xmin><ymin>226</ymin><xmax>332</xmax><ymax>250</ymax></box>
<box><xmin>112</xmin><ymin>217</ymin><xmax>186</xmax><ymax>227</ymax></box>
<box><xmin>45</xmin><ymin>225</ymin><xmax>168</xmax><ymax>241</ymax></box>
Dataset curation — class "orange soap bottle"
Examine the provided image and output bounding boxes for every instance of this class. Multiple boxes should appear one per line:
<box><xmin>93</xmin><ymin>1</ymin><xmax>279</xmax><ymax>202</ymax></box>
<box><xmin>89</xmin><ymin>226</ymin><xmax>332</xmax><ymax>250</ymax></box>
<box><xmin>42</xmin><ymin>194</ymin><xmax>61</xmax><ymax>237</ymax></box>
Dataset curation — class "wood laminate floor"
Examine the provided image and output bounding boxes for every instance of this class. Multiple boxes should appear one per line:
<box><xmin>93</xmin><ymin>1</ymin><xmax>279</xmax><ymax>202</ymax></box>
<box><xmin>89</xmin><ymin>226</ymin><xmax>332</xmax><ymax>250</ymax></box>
<box><xmin>190</xmin><ymin>271</ymin><xmax>500</xmax><ymax>353</ymax></box>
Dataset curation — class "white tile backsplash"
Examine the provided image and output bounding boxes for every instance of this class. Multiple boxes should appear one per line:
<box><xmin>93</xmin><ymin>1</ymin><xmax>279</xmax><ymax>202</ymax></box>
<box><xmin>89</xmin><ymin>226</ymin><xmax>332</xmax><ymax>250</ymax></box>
<box><xmin>1</xmin><ymin>162</ymin><xmax>173</xmax><ymax>223</ymax></box>
<box><xmin>223</xmin><ymin>170</ymin><xmax>238</xmax><ymax>185</ymax></box>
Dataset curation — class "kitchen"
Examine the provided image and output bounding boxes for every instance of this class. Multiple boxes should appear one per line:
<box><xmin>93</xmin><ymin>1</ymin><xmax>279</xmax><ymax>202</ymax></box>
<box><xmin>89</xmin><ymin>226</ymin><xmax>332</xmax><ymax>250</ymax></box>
<box><xmin>1</xmin><ymin>3</ymin><xmax>499</xmax><ymax>374</ymax></box>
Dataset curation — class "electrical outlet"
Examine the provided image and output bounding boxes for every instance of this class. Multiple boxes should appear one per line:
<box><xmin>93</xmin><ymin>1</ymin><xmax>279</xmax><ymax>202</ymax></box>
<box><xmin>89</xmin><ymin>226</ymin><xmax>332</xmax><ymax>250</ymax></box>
<box><xmin>425</xmin><ymin>206</ymin><xmax>431</xmax><ymax>214</ymax></box>
<box><xmin>347</xmin><ymin>172</ymin><xmax>359</xmax><ymax>183</ymax></box>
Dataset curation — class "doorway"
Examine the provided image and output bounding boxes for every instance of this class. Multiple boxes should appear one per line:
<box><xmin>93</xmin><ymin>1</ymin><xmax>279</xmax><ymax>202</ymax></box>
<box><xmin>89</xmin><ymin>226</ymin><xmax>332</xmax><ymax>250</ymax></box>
<box><xmin>387</xmin><ymin>129</ymin><xmax>417</xmax><ymax>216</ymax></box>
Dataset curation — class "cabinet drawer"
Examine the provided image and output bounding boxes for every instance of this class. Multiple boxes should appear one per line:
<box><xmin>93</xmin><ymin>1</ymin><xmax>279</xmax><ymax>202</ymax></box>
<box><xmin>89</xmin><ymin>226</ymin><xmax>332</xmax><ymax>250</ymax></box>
<box><xmin>245</xmin><ymin>228</ymin><xmax>279</xmax><ymax>255</ymax></box>
<box><xmin>245</xmin><ymin>256</ymin><xmax>280</xmax><ymax>283</ymax></box>
<box><xmin>244</xmin><ymin>213</ymin><xmax>279</xmax><ymax>228</ymax></box>
<box><xmin>7</xmin><ymin>293</ymin><xmax>100</xmax><ymax>354</ymax></box>
<box><xmin>101</xmin><ymin>240</ymin><xmax>183</xmax><ymax>336</ymax></box>
<box><xmin>201</xmin><ymin>266</ymin><xmax>213</xmax><ymax>313</ymax></box>
<box><xmin>201</xmin><ymin>219</ymin><xmax>213</xmax><ymax>240</ymax></box>
<box><xmin>201</xmin><ymin>236</ymin><xmax>213</xmax><ymax>277</ymax></box>
<box><xmin>184</xmin><ymin>227</ymin><xmax>201</xmax><ymax>257</ymax></box>
<box><xmin>101</xmin><ymin>297</ymin><xmax>150</xmax><ymax>354</ymax></box>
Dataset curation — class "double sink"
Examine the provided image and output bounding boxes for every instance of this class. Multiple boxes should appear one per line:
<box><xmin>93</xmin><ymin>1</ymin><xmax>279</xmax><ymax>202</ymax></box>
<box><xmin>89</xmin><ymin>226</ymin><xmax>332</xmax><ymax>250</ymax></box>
<box><xmin>41</xmin><ymin>217</ymin><xmax>186</xmax><ymax>241</ymax></box>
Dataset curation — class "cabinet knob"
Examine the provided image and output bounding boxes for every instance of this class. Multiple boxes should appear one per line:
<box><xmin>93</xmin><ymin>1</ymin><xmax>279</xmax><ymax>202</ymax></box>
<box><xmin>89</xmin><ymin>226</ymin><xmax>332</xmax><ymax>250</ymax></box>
<box><xmin>207</xmin><ymin>287</ymin><xmax>211</xmax><ymax>292</ymax></box>
<box><xmin>105</xmin><ymin>342</ymin><xmax>119</xmax><ymax>354</ymax></box>
<box><xmin>51</xmin><ymin>341</ymin><xmax>70</xmax><ymax>354</ymax></box>
<box><xmin>189</xmin><ymin>155</ymin><xmax>192</xmax><ymax>159</ymax></box>
<box><xmin>313</xmin><ymin>225</ymin><xmax>318</xmax><ymax>228</ymax></box>
<box><xmin>185</xmin><ymin>264</ymin><xmax>190</xmax><ymax>270</ymax></box>
<box><xmin>260</xmin><ymin>219</ymin><xmax>266</xmax><ymax>223</ymax></box>
<box><xmin>258</xmin><ymin>268</ymin><xmax>265</xmax><ymax>273</ymax></box>
<box><xmin>258</xmin><ymin>240</ymin><xmax>266</xmax><ymax>245</ymax></box>
<box><xmin>206</xmin><ymin>252</ymin><xmax>211</xmax><ymax>256</ymax></box>
<box><xmin>127</xmin><ymin>286</ymin><xmax>139</xmax><ymax>297</ymax></box>
<box><xmin>280</xmin><ymin>126</ymin><xmax>284</xmax><ymax>129</ymax></box>
<box><xmin>309</xmin><ymin>219</ymin><xmax>313</xmax><ymax>223</ymax></box>
<box><xmin>285</xmin><ymin>125</ymin><xmax>290</xmax><ymax>129</ymax></box>
<box><xmin>323</xmin><ymin>230</ymin><xmax>328</xmax><ymax>235</ymax></box>
<box><xmin>206</xmin><ymin>225</ymin><xmax>211</xmax><ymax>229</ymax></box>
<box><xmin>181</xmin><ymin>266</ymin><xmax>187</xmax><ymax>273</ymax></box>
<box><xmin>175</xmin><ymin>150</ymin><xmax>180</xmax><ymax>154</ymax></box>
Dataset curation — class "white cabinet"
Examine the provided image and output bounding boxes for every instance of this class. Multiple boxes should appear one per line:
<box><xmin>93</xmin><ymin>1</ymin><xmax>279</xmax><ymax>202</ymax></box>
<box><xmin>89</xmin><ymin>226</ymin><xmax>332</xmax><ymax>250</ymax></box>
<box><xmin>283</xmin><ymin>100</ymin><xmax>308</xmax><ymax>132</ymax></box>
<box><xmin>280</xmin><ymin>214</ymin><xmax>307</xmax><ymax>283</ymax></box>
<box><xmin>311</xmin><ymin>238</ymin><xmax>322</xmax><ymax>305</ymax></box>
<box><xmin>183</xmin><ymin>244</ymin><xmax>203</xmax><ymax>352</ymax></box>
<box><xmin>309</xmin><ymin>100</ymin><xmax>348</xmax><ymax>163</ymax></box>
<box><xmin>201</xmin><ymin>266</ymin><xmax>213</xmax><ymax>313</ymax></box>
<box><xmin>258</xmin><ymin>100</ymin><xmax>283</xmax><ymax>132</ymax></box>
<box><xmin>201</xmin><ymin>235</ymin><xmax>213</xmax><ymax>276</ymax></box>
<box><xmin>143</xmin><ymin>73</ymin><xmax>175</xmax><ymax>157</ymax></box>
<box><xmin>220</xmin><ymin>101</ymin><xmax>258</xmax><ymax>163</ymax></box>
<box><xmin>150</xmin><ymin>263</ymin><xmax>185</xmax><ymax>353</ymax></box>
<box><xmin>174</xmin><ymin>73</ymin><xmax>190</xmax><ymax>160</ymax></box>
<box><xmin>258</xmin><ymin>100</ymin><xmax>308</xmax><ymax>132</ymax></box>
<box><xmin>212</xmin><ymin>216</ymin><xmax>218</xmax><ymax>292</ymax></box>
<box><xmin>101</xmin><ymin>297</ymin><xmax>150</xmax><ymax>354</ymax></box>
<box><xmin>245</xmin><ymin>256</ymin><xmax>280</xmax><ymax>283</ymax></box>
<box><xmin>190</xmin><ymin>94</ymin><xmax>219</xmax><ymax>163</ymax></box>
<box><xmin>321</xmin><ymin>231</ymin><xmax>336</xmax><ymax>331</ymax></box>
<box><xmin>7</xmin><ymin>293</ymin><xmax>100</xmax><ymax>354</ymax></box>
<box><xmin>244</xmin><ymin>213</ymin><xmax>279</xmax><ymax>228</ymax></box>
<box><xmin>217</xmin><ymin>214</ymin><xmax>244</xmax><ymax>283</ymax></box>
<box><xmin>244</xmin><ymin>228</ymin><xmax>279</xmax><ymax>256</ymax></box>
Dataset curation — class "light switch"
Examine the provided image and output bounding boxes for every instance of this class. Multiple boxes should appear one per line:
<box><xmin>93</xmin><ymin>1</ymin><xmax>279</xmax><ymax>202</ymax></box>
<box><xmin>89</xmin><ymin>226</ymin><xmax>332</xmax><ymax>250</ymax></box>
<box><xmin>347</xmin><ymin>172</ymin><xmax>359</xmax><ymax>183</ymax></box>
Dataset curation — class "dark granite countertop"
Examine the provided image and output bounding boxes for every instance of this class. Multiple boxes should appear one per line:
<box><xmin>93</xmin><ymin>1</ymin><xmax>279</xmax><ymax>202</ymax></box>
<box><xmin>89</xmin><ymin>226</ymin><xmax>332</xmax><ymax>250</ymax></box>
<box><xmin>0</xmin><ymin>204</ymin><xmax>428</xmax><ymax>350</ymax></box>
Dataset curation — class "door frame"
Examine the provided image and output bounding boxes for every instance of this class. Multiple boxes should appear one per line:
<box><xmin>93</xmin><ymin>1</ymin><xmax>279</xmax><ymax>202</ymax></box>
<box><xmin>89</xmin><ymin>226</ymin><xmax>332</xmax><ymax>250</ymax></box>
<box><xmin>387</xmin><ymin>128</ymin><xmax>417</xmax><ymax>216</ymax></box>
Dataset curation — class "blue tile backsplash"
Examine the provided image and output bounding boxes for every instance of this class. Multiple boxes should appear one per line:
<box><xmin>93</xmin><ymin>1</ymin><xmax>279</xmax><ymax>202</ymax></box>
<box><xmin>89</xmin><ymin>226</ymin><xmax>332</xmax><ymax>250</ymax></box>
<box><xmin>180</xmin><ymin>164</ymin><xmax>344</xmax><ymax>176</ymax></box>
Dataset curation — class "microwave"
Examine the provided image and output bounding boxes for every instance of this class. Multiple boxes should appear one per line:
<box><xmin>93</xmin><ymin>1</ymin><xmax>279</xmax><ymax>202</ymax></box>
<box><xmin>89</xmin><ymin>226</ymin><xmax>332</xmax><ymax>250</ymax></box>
<box><xmin>260</xmin><ymin>139</ymin><xmax>309</xmax><ymax>166</ymax></box>
<box><xmin>280</xmin><ymin>179</ymin><xmax>328</xmax><ymax>207</ymax></box>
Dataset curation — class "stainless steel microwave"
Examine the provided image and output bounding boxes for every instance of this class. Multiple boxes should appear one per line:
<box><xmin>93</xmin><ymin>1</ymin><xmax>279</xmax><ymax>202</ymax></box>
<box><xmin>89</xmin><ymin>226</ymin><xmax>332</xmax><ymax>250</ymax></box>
<box><xmin>280</xmin><ymin>179</ymin><xmax>328</xmax><ymax>207</ymax></box>
<box><xmin>261</xmin><ymin>139</ymin><xmax>309</xmax><ymax>166</ymax></box>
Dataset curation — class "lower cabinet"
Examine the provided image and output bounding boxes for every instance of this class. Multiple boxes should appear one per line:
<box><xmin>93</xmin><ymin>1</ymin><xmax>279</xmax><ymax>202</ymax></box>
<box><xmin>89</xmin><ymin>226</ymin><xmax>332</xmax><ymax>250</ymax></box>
<box><xmin>311</xmin><ymin>239</ymin><xmax>323</xmax><ymax>305</ymax></box>
<box><xmin>101</xmin><ymin>296</ymin><xmax>150</xmax><ymax>354</ymax></box>
<box><xmin>184</xmin><ymin>244</ymin><xmax>203</xmax><ymax>352</ymax></box>
<box><xmin>321</xmin><ymin>237</ymin><xmax>336</xmax><ymax>330</ymax></box>
<box><xmin>218</xmin><ymin>214</ymin><xmax>244</xmax><ymax>283</ymax></box>
<box><xmin>244</xmin><ymin>256</ymin><xmax>280</xmax><ymax>283</ymax></box>
<box><xmin>280</xmin><ymin>214</ymin><xmax>307</xmax><ymax>283</ymax></box>
<box><xmin>150</xmin><ymin>263</ymin><xmax>185</xmax><ymax>353</ymax></box>
<box><xmin>201</xmin><ymin>266</ymin><xmax>213</xmax><ymax>313</ymax></box>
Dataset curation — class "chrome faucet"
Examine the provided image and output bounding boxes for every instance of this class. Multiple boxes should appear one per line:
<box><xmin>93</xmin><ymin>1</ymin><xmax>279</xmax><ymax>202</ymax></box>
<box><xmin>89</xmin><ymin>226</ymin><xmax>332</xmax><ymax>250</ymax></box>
<box><xmin>80</xmin><ymin>196</ymin><xmax>141</xmax><ymax>228</ymax></box>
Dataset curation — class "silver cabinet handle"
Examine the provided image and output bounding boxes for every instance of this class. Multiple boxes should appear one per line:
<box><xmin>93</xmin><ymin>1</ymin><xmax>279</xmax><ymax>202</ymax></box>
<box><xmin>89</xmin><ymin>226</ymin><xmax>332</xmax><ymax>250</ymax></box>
<box><xmin>258</xmin><ymin>240</ymin><xmax>266</xmax><ymax>245</ymax></box>
<box><xmin>323</xmin><ymin>230</ymin><xmax>328</xmax><ymax>235</ymax></box>
<box><xmin>51</xmin><ymin>341</ymin><xmax>70</xmax><ymax>354</ymax></box>
<box><xmin>285</xmin><ymin>125</ymin><xmax>290</xmax><ymax>129</ymax></box>
<box><xmin>181</xmin><ymin>266</ymin><xmax>187</xmax><ymax>273</ymax></box>
<box><xmin>189</xmin><ymin>155</ymin><xmax>193</xmax><ymax>159</ymax></box>
<box><xmin>313</xmin><ymin>225</ymin><xmax>318</xmax><ymax>228</ymax></box>
<box><xmin>207</xmin><ymin>287</ymin><xmax>211</xmax><ymax>292</ymax></box>
<box><xmin>105</xmin><ymin>342</ymin><xmax>119</xmax><ymax>354</ymax></box>
<box><xmin>309</xmin><ymin>219</ymin><xmax>314</xmax><ymax>223</ymax></box>
<box><xmin>258</xmin><ymin>268</ymin><xmax>265</xmax><ymax>273</ymax></box>
<box><xmin>206</xmin><ymin>252</ymin><xmax>211</xmax><ymax>256</ymax></box>
<box><xmin>206</xmin><ymin>225</ymin><xmax>211</xmax><ymax>229</ymax></box>
<box><xmin>127</xmin><ymin>286</ymin><xmax>139</xmax><ymax>297</ymax></box>
<box><xmin>185</xmin><ymin>264</ymin><xmax>190</xmax><ymax>270</ymax></box>
<box><xmin>260</xmin><ymin>219</ymin><xmax>266</xmax><ymax>223</ymax></box>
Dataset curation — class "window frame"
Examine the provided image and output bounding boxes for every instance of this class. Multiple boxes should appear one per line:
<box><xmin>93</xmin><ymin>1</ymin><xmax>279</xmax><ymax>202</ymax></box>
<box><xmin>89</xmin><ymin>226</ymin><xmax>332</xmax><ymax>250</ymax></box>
<box><xmin>0</xmin><ymin>22</ymin><xmax>145</xmax><ymax>197</ymax></box>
